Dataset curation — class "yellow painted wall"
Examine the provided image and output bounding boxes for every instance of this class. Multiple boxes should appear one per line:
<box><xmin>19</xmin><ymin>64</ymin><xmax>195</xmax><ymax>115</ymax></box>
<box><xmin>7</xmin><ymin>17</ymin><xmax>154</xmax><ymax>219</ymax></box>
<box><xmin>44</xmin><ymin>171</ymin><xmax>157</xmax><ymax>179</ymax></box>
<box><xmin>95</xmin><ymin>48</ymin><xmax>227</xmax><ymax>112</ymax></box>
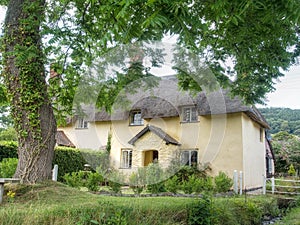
<box><xmin>199</xmin><ymin>113</ymin><xmax>244</xmax><ymax>178</ymax></box>
<box><xmin>59</xmin><ymin>111</ymin><xmax>266</xmax><ymax>189</ymax></box>
<box><xmin>241</xmin><ymin>113</ymin><xmax>266</xmax><ymax>189</ymax></box>
<box><xmin>60</xmin><ymin>121</ymin><xmax>110</xmax><ymax>150</ymax></box>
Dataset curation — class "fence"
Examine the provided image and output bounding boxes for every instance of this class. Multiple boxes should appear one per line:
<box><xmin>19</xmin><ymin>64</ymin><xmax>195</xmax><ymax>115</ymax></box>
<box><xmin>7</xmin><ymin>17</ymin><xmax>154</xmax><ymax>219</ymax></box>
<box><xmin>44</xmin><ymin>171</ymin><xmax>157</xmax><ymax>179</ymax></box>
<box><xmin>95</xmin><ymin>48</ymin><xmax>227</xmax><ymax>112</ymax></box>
<box><xmin>263</xmin><ymin>176</ymin><xmax>300</xmax><ymax>195</ymax></box>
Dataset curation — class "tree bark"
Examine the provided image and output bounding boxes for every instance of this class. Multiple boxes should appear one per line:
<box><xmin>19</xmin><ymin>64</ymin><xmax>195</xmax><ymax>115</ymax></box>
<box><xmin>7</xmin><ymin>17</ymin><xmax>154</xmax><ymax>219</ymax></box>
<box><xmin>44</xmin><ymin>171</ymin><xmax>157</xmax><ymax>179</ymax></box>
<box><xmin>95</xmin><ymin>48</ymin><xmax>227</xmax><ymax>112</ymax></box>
<box><xmin>3</xmin><ymin>0</ymin><xmax>56</xmax><ymax>183</ymax></box>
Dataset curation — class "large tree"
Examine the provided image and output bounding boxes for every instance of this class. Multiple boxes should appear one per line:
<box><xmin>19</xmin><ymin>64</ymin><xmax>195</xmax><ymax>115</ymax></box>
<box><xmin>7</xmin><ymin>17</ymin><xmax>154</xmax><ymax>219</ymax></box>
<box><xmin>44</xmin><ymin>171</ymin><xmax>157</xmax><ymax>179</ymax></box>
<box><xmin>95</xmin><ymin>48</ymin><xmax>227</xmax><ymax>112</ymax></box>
<box><xmin>0</xmin><ymin>0</ymin><xmax>299</xmax><ymax>183</ymax></box>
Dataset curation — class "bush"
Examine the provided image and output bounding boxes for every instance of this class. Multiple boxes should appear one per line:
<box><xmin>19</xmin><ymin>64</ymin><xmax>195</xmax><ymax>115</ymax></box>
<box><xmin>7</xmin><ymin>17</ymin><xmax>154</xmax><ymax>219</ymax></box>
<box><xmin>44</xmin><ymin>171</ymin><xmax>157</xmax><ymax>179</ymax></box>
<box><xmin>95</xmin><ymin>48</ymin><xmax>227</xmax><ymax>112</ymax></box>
<box><xmin>288</xmin><ymin>164</ymin><xmax>296</xmax><ymax>176</ymax></box>
<box><xmin>0</xmin><ymin>141</ymin><xmax>18</xmax><ymax>162</ymax></box>
<box><xmin>146</xmin><ymin>163</ymin><xmax>165</xmax><ymax>194</ymax></box>
<box><xmin>0</xmin><ymin>158</ymin><xmax>18</xmax><ymax>177</ymax></box>
<box><xmin>188</xmin><ymin>195</ymin><xmax>217</xmax><ymax>225</ymax></box>
<box><xmin>193</xmin><ymin>177</ymin><xmax>214</xmax><ymax>194</ymax></box>
<box><xmin>129</xmin><ymin>168</ymin><xmax>146</xmax><ymax>195</ymax></box>
<box><xmin>107</xmin><ymin>169</ymin><xmax>124</xmax><ymax>193</ymax></box>
<box><xmin>86</xmin><ymin>172</ymin><xmax>103</xmax><ymax>191</ymax></box>
<box><xmin>53</xmin><ymin>147</ymin><xmax>107</xmax><ymax>181</ymax></box>
<box><xmin>0</xmin><ymin>127</ymin><xmax>17</xmax><ymax>141</ymax></box>
<box><xmin>63</xmin><ymin>171</ymin><xmax>103</xmax><ymax>191</ymax></box>
<box><xmin>63</xmin><ymin>171</ymin><xmax>86</xmax><ymax>188</ymax></box>
<box><xmin>164</xmin><ymin>175</ymin><xmax>179</xmax><ymax>194</ymax></box>
<box><xmin>214</xmin><ymin>172</ymin><xmax>233</xmax><ymax>193</ymax></box>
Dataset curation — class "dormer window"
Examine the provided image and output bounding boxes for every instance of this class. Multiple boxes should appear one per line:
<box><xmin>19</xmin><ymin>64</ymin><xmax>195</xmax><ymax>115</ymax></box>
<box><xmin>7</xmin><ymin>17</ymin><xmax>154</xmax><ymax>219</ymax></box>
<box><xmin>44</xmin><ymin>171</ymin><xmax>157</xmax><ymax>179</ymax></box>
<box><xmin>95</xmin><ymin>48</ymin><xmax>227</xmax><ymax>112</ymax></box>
<box><xmin>76</xmin><ymin>118</ymin><xmax>88</xmax><ymax>129</ymax></box>
<box><xmin>182</xmin><ymin>106</ymin><xmax>198</xmax><ymax>122</ymax></box>
<box><xmin>130</xmin><ymin>110</ymin><xmax>143</xmax><ymax>126</ymax></box>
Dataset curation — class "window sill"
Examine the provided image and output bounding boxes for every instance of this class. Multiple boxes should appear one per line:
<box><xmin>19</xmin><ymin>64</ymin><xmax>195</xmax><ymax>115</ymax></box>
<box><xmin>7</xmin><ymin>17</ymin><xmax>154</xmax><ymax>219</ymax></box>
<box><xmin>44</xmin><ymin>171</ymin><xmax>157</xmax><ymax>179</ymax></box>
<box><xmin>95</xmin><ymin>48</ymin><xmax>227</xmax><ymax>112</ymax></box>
<box><xmin>180</xmin><ymin>121</ymin><xmax>199</xmax><ymax>124</ymax></box>
<box><xmin>129</xmin><ymin>124</ymin><xmax>144</xmax><ymax>126</ymax></box>
<box><xmin>119</xmin><ymin>167</ymin><xmax>132</xmax><ymax>169</ymax></box>
<box><xmin>75</xmin><ymin>128</ymin><xmax>88</xmax><ymax>130</ymax></box>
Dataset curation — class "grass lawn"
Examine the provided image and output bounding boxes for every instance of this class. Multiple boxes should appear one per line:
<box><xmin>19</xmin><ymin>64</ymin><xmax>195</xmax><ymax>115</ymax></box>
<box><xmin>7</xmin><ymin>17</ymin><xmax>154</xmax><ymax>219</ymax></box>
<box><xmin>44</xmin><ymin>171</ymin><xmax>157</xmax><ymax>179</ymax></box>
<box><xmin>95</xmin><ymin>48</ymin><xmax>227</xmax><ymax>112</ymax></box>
<box><xmin>0</xmin><ymin>181</ymin><xmax>289</xmax><ymax>225</ymax></box>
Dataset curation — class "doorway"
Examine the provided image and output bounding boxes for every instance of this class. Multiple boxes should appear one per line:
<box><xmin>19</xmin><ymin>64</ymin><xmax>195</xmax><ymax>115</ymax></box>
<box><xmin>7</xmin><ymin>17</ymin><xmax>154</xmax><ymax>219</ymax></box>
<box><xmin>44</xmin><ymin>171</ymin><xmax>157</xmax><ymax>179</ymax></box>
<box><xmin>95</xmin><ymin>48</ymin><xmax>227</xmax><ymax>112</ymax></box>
<box><xmin>144</xmin><ymin>150</ymin><xmax>159</xmax><ymax>166</ymax></box>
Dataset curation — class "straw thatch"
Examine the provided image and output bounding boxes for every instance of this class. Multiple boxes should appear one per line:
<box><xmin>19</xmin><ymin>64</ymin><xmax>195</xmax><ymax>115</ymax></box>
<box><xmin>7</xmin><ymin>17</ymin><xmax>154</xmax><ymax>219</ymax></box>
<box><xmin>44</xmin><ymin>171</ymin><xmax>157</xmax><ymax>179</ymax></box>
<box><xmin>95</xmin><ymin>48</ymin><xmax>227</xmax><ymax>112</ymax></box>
<box><xmin>77</xmin><ymin>75</ymin><xmax>269</xmax><ymax>129</ymax></box>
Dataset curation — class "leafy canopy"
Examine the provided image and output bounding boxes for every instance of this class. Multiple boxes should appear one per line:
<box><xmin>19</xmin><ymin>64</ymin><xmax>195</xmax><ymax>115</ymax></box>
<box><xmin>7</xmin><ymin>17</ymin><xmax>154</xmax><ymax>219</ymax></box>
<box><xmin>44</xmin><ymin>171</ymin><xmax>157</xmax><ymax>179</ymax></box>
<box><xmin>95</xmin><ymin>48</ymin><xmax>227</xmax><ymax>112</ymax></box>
<box><xmin>1</xmin><ymin>0</ymin><xmax>299</xmax><ymax>118</ymax></box>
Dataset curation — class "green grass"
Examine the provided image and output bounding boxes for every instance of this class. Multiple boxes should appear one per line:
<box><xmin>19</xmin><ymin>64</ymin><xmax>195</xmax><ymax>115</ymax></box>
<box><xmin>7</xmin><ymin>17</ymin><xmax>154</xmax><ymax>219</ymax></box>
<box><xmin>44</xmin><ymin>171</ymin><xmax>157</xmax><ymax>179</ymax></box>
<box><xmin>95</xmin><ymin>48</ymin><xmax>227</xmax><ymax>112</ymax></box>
<box><xmin>276</xmin><ymin>204</ymin><xmax>300</xmax><ymax>225</ymax></box>
<box><xmin>0</xmin><ymin>181</ymin><xmax>283</xmax><ymax>225</ymax></box>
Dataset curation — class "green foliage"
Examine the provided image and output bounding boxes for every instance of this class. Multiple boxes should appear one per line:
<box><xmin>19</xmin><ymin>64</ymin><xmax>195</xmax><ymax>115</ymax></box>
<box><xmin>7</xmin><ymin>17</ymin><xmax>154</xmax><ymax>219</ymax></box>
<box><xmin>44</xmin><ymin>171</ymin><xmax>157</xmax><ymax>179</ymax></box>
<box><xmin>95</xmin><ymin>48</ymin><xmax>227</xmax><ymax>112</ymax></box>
<box><xmin>214</xmin><ymin>172</ymin><xmax>233</xmax><ymax>193</ymax></box>
<box><xmin>63</xmin><ymin>171</ymin><xmax>103</xmax><ymax>191</ymax></box>
<box><xmin>271</xmin><ymin>131</ymin><xmax>300</xmax><ymax>174</ymax></box>
<box><xmin>63</xmin><ymin>171</ymin><xmax>86</xmax><ymax>188</ymax></box>
<box><xmin>85</xmin><ymin>172</ymin><xmax>103</xmax><ymax>192</ymax></box>
<box><xmin>188</xmin><ymin>196</ymin><xmax>217</xmax><ymax>225</ymax></box>
<box><xmin>259</xmin><ymin>108</ymin><xmax>300</xmax><ymax>135</ymax></box>
<box><xmin>53</xmin><ymin>147</ymin><xmax>107</xmax><ymax>181</ymax></box>
<box><xmin>164</xmin><ymin>175</ymin><xmax>179</xmax><ymax>194</ymax></box>
<box><xmin>0</xmin><ymin>127</ymin><xmax>17</xmax><ymax>141</ymax></box>
<box><xmin>0</xmin><ymin>141</ymin><xmax>18</xmax><ymax>162</ymax></box>
<box><xmin>107</xmin><ymin>169</ymin><xmax>124</xmax><ymax>194</ymax></box>
<box><xmin>129</xmin><ymin>168</ymin><xmax>146</xmax><ymax>195</ymax></box>
<box><xmin>181</xmin><ymin>175</ymin><xmax>198</xmax><ymax>194</ymax></box>
<box><xmin>145</xmin><ymin>163</ymin><xmax>165</xmax><ymax>194</ymax></box>
<box><xmin>0</xmin><ymin>158</ymin><xmax>18</xmax><ymax>177</ymax></box>
<box><xmin>0</xmin><ymin>106</ymin><xmax>13</xmax><ymax>128</ymax></box>
<box><xmin>288</xmin><ymin>164</ymin><xmax>296</xmax><ymax>176</ymax></box>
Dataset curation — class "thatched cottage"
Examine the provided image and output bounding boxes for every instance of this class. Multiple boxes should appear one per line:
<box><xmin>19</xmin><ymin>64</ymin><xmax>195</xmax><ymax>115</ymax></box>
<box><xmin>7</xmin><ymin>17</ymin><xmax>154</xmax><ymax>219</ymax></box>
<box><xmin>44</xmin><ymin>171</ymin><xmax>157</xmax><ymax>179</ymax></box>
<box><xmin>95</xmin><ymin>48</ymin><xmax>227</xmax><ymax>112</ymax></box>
<box><xmin>58</xmin><ymin>76</ymin><xmax>274</xmax><ymax>189</ymax></box>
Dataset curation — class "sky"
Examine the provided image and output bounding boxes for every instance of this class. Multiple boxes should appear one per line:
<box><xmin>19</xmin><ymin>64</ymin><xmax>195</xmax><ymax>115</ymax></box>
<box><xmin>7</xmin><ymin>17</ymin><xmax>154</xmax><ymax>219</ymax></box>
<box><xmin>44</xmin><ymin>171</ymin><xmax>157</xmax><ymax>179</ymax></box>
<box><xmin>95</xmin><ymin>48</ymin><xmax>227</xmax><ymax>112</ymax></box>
<box><xmin>1</xmin><ymin>6</ymin><xmax>300</xmax><ymax>109</ymax></box>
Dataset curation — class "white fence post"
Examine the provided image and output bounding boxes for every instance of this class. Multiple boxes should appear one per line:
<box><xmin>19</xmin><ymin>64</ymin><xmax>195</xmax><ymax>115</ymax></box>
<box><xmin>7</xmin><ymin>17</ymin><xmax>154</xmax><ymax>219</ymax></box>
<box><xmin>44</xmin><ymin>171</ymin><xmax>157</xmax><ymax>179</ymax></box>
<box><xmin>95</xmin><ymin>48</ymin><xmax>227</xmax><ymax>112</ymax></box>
<box><xmin>52</xmin><ymin>164</ymin><xmax>58</xmax><ymax>181</ymax></box>
<box><xmin>262</xmin><ymin>175</ymin><xmax>266</xmax><ymax>195</ymax></box>
<box><xmin>271</xmin><ymin>177</ymin><xmax>275</xmax><ymax>194</ymax></box>
<box><xmin>233</xmin><ymin>170</ymin><xmax>238</xmax><ymax>194</ymax></box>
<box><xmin>239</xmin><ymin>171</ymin><xmax>243</xmax><ymax>195</ymax></box>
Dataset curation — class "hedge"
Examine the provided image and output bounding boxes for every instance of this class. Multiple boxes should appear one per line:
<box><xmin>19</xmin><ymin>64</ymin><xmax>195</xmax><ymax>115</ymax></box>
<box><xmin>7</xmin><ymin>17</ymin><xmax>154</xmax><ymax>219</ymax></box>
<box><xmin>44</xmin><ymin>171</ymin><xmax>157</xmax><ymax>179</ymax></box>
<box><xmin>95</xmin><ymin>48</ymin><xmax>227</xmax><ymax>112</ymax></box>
<box><xmin>0</xmin><ymin>141</ymin><xmax>18</xmax><ymax>161</ymax></box>
<box><xmin>0</xmin><ymin>141</ymin><xmax>107</xmax><ymax>181</ymax></box>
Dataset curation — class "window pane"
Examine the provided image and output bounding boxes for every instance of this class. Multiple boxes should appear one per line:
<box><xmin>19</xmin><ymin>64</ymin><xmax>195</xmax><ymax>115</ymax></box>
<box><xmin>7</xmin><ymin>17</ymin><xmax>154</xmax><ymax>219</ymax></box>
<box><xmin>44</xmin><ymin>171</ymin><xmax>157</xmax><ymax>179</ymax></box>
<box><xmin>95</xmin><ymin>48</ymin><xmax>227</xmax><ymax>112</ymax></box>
<box><xmin>122</xmin><ymin>150</ymin><xmax>132</xmax><ymax>168</ymax></box>
<box><xmin>191</xmin><ymin>107</ymin><xmax>197</xmax><ymax>121</ymax></box>
<box><xmin>191</xmin><ymin>151</ymin><xmax>198</xmax><ymax>166</ymax></box>
<box><xmin>181</xmin><ymin>151</ymin><xmax>190</xmax><ymax>166</ymax></box>
<box><xmin>183</xmin><ymin>108</ymin><xmax>191</xmax><ymax>122</ymax></box>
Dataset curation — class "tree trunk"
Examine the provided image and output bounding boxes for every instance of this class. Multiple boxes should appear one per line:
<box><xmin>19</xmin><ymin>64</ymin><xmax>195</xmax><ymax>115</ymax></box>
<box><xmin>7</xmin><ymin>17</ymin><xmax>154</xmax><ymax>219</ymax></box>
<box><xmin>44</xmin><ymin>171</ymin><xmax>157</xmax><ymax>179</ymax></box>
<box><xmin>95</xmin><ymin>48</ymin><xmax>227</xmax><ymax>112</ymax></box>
<box><xmin>2</xmin><ymin>0</ymin><xmax>56</xmax><ymax>183</ymax></box>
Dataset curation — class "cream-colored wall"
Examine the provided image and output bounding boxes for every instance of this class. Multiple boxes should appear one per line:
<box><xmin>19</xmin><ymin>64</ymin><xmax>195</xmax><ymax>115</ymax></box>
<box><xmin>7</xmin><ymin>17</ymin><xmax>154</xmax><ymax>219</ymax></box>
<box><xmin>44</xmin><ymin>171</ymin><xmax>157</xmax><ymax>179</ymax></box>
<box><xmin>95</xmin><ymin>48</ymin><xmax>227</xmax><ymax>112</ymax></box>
<box><xmin>199</xmin><ymin>113</ymin><xmax>244</xmax><ymax>178</ymax></box>
<box><xmin>61</xmin><ymin>121</ymin><xmax>111</xmax><ymax>150</ymax></box>
<box><xmin>242</xmin><ymin>113</ymin><xmax>266</xmax><ymax>189</ymax></box>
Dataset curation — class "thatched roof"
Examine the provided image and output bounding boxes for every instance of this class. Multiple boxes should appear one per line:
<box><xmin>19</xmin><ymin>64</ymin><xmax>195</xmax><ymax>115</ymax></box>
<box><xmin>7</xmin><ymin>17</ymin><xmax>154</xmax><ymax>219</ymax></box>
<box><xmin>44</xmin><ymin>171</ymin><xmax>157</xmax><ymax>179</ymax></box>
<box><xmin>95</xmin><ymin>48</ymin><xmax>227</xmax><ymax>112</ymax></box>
<box><xmin>128</xmin><ymin>125</ymin><xmax>180</xmax><ymax>146</ymax></box>
<box><xmin>56</xmin><ymin>131</ymin><xmax>75</xmax><ymax>148</ymax></box>
<box><xmin>77</xmin><ymin>76</ymin><xmax>269</xmax><ymax>129</ymax></box>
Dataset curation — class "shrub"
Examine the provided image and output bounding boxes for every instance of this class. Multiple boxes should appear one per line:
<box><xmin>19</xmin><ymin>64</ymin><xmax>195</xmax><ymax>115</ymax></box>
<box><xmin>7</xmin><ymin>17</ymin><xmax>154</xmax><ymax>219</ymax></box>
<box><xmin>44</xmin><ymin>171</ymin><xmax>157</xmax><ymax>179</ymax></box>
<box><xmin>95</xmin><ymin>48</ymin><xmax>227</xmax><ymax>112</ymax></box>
<box><xmin>63</xmin><ymin>171</ymin><xmax>103</xmax><ymax>191</ymax></box>
<box><xmin>146</xmin><ymin>163</ymin><xmax>165</xmax><ymax>194</ymax></box>
<box><xmin>288</xmin><ymin>164</ymin><xmax>296</xmax><ymax>176</ymax></box>
<box><xmin>181</xmin><ymin>175</ymin><xmax>197</xmax><ymax>194</ymax></box>
<box><xmin>129</xmin><ymin>168</ymin><xmax>146</xmax><ymax>195</ymax></box>
<box><xmin>193</xmin><ymin>177</ymin><xmax>214</xmax><ymax>194</ymax></box>
<box><xmin>165</xmin><ymin>175</ymin><xmax>179</xmax><ymax>194</ymax></box>
<box><xmin>63</xmin><ymin>171</ymin><xmax>86</xmax><ymax>188</ymax></box>
<box><xmin>53</xmin><ymin>147</ymin><xmax>107</xmax><ymax>181</ymax></box>
<box><xmin>0</xmin><ymin>141</ymin><xmax>18</xmax><ymax>162</ymax></box>
<box><xmin>214</xmin><ymin>172</ymin><xmax>233</xmax><ymax>193</ymax></box>
<box><xmin>0</xmin><ymin>158</ymin><xmax>18</xmax><ymax>177</ymax></box>
<box><xmin>86</xmin><ymin>172</ymin><xmax>103</xmax><ymax>191</ymax></box>
<box><xmin>107</xmin><ymin>169</ymin><xmax>124</xmax><ymax>193</ymax></box>
<box><xmin>0</xmin><ymin>127</ymin><xmax>17</xmax><ymax>141</ymax></box>
<box><xmin>188</xmin><ymin>195</ymin><xmax>217</xmax><ymax>225</ymax></box>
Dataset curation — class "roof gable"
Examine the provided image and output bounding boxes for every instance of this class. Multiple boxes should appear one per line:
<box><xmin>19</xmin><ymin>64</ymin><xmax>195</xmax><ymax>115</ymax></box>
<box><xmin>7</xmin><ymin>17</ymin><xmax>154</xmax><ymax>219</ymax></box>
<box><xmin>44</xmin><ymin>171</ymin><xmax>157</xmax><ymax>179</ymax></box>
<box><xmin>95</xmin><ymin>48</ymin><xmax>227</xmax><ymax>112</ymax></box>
<box><xmin>128</xmin><ymin>125</ymin><xmax>180</xmax><ymax>146</ymax></box>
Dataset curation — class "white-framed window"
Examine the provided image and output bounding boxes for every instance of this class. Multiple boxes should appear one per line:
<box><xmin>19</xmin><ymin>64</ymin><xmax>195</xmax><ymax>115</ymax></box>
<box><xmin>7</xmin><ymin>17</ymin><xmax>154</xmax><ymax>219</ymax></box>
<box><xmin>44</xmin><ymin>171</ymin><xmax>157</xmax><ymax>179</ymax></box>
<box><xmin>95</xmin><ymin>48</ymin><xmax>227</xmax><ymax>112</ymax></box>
<box><xmin>180</xmin><ymin>150</ymin><xmax>198</xmax><ymax>166</ymax></box>
<box><xmin>130</xmin><ymin>110</ymin><xmax>143</xmax><ymax>125</ymax></box>
<box><xmin>76</xmin><ymin>118</ymin><xmax>88</xmax><ymax>129</ymax></box>
<box><xmin>181</xmin><ymin>106</ymin><xmax>198</xmax><ymax>122</ymax></box>
<box><xmin>260</xmin><ymin>128</ymin><xmax>264</xmax><ymax>142</ymax></box>
<box><xmin>121</xmin><ymin>149</ymin><xmax>132</xmax><ymax>168</ymax></box>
